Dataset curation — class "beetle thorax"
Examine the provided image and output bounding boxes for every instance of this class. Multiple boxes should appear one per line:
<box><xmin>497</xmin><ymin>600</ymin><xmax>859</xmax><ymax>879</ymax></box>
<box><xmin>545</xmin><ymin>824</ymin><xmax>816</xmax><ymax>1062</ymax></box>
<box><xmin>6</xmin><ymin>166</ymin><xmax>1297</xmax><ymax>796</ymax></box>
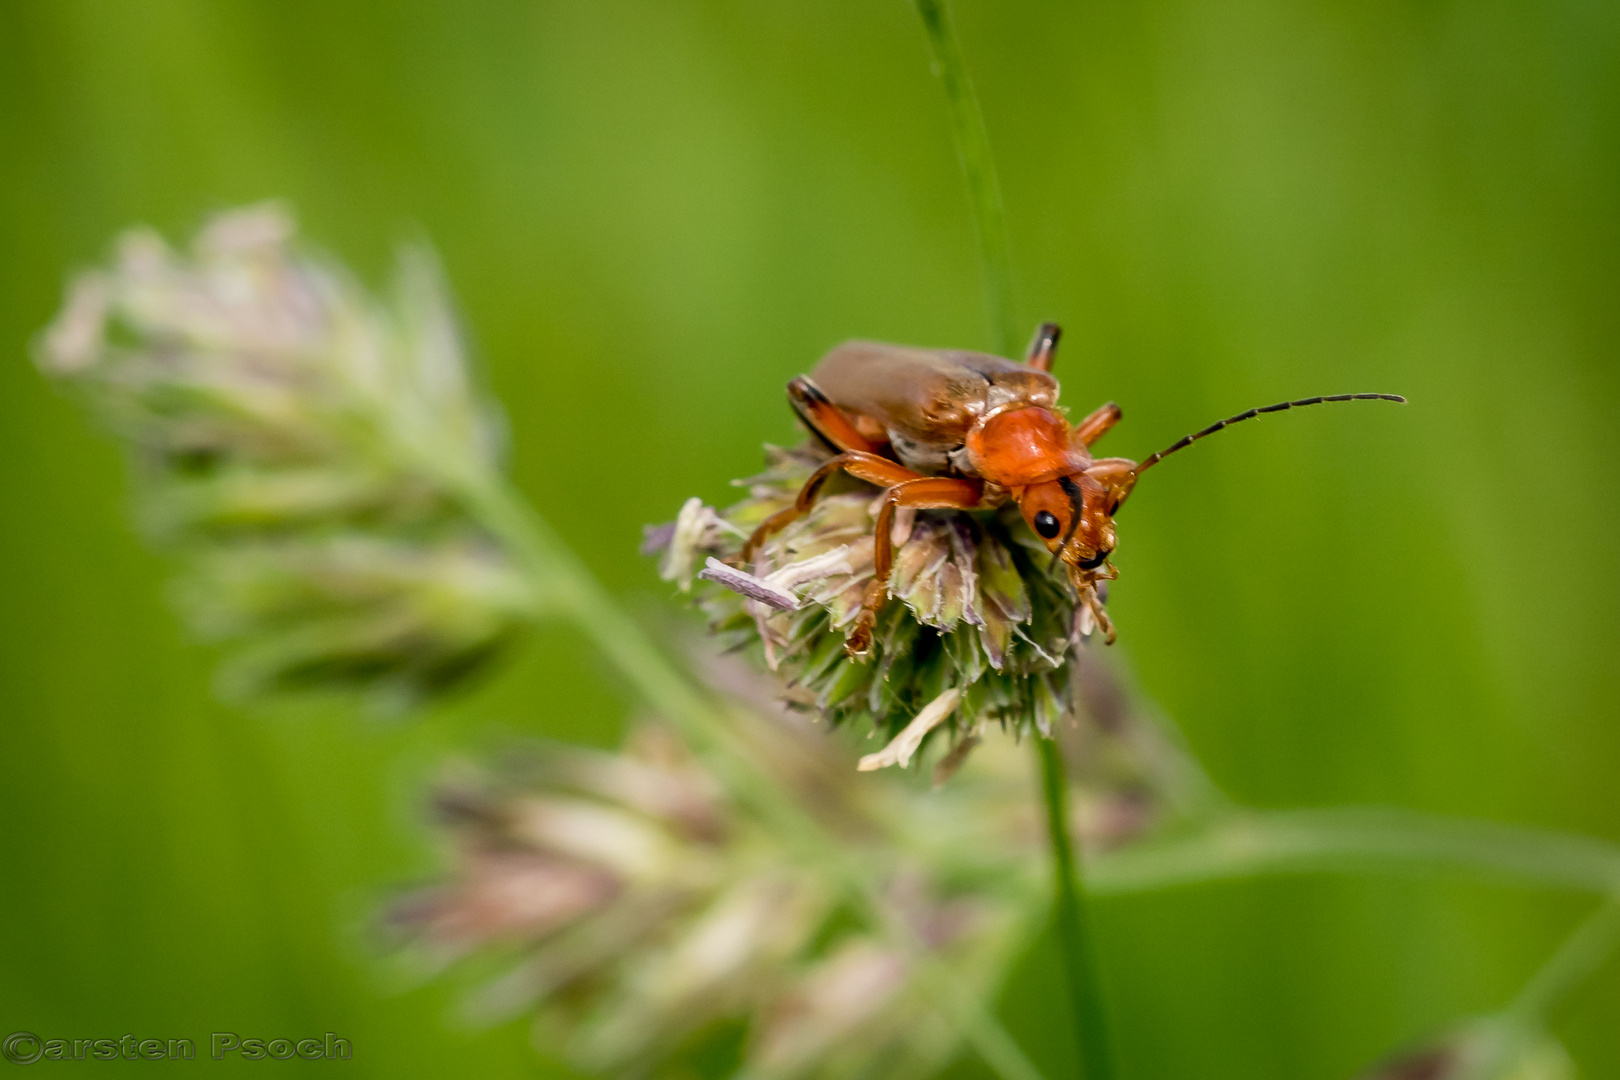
<box><xmin>965</xmin><ymin>406</ymin><xmax>1088</xmax><ymax>487</ymax></box>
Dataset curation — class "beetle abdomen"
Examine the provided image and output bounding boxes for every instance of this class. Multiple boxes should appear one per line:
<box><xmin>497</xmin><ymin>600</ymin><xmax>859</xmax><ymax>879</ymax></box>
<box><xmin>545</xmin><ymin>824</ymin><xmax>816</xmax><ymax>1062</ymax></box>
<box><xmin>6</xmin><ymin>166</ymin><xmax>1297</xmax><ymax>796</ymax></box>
<box><xmin>811</xmin><ymin>341</ymin><xmax>1059</xmax><ymax>475</ymax></box>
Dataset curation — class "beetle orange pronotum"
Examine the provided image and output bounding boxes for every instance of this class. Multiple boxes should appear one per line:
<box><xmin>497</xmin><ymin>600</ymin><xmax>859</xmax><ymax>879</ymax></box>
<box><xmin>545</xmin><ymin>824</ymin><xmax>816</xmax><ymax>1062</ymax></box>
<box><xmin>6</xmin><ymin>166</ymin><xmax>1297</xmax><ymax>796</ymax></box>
<box><xmin>739</xmin><ymin>323</ymin><xmax>1403</xmax><ymax>650</ymax></box>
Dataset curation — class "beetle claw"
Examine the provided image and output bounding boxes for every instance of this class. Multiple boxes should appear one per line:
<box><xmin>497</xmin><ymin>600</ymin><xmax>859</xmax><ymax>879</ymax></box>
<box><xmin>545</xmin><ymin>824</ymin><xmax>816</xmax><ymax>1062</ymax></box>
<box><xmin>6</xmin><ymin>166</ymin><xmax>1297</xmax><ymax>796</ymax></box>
<box><xmin>845</xmin><ymin>624</ymin><xmax>874</xmax><ymax>658</ymax></box>
<box><xmin>844</xmin><ymin>582</ymin><xmax>887</xmax><ymax>657</ymax></box>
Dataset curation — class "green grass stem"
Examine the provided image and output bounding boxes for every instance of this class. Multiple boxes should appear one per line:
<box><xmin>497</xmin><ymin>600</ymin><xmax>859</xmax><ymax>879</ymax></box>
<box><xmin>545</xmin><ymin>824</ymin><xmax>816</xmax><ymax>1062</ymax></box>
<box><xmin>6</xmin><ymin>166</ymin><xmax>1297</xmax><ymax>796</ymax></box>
<box><xmin>913</xmin><ymin>0</ymin><xmax>1018</xmax><ymax>356</ymax></box>
<box><xmin>910</xmin><ymin>1</ymin><xmax>1117</xmax><ymax>1071</ymax></box>
<box><xmin>1039</xmin><ymin>737</ymin><xmax>1117</xmax><ymax>1080</ymax></box>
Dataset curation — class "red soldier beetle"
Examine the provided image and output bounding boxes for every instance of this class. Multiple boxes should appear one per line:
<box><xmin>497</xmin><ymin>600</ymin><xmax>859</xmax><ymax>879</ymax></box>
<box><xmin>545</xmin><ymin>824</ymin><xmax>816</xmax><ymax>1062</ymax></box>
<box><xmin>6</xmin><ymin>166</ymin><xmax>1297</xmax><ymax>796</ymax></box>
<box><xmin>739</xmin><ymin>323</ymin><xmax>1404</xmax><ymax>652</ymax></box>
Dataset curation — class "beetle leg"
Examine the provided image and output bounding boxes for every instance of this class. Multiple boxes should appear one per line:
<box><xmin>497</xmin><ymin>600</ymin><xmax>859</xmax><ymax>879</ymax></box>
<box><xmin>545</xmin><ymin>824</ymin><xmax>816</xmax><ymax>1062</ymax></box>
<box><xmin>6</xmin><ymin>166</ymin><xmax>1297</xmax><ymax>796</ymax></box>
<box><xmin>848</xmin><ymin>476</ymin><xmax>985</xmax><ymax>655</ymax></box>
<box><xmin>1073</xmin><ymin>582</ymin><xmax>1116</xmax><ymax>645</ymax></box>
<box><xmin>740</xmin><ymin>451</ymin><xmax>926</xmax><ymax>566</ymax></box>
<box><xmin>787</xmin><ymin>377</ymin><xmax>884</xmax><ymax>454</ymax></box>
<box><xmin>1073</xmin><ymin>402</ymin><xmax>1122</xmax><ymax>447</ymax></box>
<box><xmin>1086</xmin><ymin>587</ymin><xmax>1117</xmax><ymax>645</ymax></box>
<box><xmin>1067</xmin><ymin>566</ymin><xmax>1118</xmax><ymax>645</ymax></box>
<box><xmin>1025</xmin><ymin>322</ymin><xmax>1061</xmax><ymax>371</ymax></box>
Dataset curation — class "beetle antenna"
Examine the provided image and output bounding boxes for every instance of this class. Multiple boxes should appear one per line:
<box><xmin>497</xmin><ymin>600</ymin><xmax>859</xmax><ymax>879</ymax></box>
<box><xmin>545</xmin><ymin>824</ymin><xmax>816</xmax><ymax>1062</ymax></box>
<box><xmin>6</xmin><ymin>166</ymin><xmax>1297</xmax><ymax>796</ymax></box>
<box><xmin>1048</xmin><ymin>475</ymin><xmax>1085</xmax><ymax>573</ymax></box>
<box><xmin>1133</xmin><ymin>393</ymin><xmax>1406</xmax><ymax>475</ymax></box>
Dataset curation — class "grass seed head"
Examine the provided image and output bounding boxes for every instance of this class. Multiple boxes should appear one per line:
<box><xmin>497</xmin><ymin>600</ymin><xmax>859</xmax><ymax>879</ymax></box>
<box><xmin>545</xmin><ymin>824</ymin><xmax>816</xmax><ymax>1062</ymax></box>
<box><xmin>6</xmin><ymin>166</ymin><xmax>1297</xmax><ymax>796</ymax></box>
<box><xmin>652</xmin><ymin>443</ymin><xmax>1096</xmax><ymax>768</ymax></box>
<box><xmin>37</xmin><ymin>205</ymin><xmax>537</xmax><ymax>709</ymax></box>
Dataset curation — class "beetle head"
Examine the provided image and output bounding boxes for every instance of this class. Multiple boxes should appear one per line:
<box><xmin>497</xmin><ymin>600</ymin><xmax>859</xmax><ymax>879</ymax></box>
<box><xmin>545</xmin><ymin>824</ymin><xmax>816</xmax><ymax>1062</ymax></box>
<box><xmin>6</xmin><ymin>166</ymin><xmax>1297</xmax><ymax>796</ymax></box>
<box><xmin>968</xmin><ymin>405</ymin><xmax>1138</xmax><ymax>577</ymax></box>
<box><xmin>1017</xmin><ymin>460</ymin><xmax>1135</xmax><ymax>577</ymax></box>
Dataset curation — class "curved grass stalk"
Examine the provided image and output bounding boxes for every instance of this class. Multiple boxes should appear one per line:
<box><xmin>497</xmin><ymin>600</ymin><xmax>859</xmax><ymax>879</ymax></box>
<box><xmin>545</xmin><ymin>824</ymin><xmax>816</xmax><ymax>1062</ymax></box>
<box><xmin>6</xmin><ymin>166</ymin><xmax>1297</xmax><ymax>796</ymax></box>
<box><xmin>1086</xmin><ymin>809</ymin><xmax>1620</xmax><ymax>1072</ymax></box>
<box><xmin>1087</xmin><ymin>807</ymin><xmax>1620</xmax><ymax>896</ymax></box>
<box><xmin>1506</xmin><ymin>894</ymin><xmax>1620</xmax><ymax>1026</ymax></box>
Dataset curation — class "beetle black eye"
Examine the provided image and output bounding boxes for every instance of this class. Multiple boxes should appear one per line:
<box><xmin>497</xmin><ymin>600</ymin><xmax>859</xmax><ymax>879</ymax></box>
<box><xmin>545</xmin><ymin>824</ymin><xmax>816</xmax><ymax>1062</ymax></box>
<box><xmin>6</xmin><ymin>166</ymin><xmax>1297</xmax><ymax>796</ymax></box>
<box><xmin>1033</xmin><ymin>510</ymin><xmax>1061</xmax><ymax>539</ymax></box>
<box><xmin>1078</xmin><ymin>550</ymin><xmax>1110</xmax><ymax>571</ymax></box>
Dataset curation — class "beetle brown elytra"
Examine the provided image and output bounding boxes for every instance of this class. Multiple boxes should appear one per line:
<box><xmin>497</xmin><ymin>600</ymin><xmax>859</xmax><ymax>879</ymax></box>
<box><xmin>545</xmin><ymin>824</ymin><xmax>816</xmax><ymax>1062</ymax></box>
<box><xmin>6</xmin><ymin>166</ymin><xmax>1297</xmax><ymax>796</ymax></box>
<box><xmin>740</xmin><ymin>323</ymin><xmax>1404</xmax><ymax>653</ymax></box>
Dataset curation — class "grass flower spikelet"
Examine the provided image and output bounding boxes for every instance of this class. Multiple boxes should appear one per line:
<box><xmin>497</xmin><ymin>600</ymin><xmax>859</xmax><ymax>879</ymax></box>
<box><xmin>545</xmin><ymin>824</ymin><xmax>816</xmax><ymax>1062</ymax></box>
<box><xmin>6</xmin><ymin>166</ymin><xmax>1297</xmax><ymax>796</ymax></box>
<box><xmin>37</xmin><ymin>205</ymin><xmax>538</xmax><ymax>708</ymax></box>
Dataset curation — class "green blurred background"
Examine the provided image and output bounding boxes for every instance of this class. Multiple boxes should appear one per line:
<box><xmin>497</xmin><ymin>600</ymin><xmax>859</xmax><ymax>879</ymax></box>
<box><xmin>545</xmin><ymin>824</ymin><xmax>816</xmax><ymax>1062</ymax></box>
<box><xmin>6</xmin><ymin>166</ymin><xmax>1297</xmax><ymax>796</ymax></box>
<box><xmin>2</xmin><ymin>0</ymin><xmax>1618</xmax><ymax>1076</ymax></box>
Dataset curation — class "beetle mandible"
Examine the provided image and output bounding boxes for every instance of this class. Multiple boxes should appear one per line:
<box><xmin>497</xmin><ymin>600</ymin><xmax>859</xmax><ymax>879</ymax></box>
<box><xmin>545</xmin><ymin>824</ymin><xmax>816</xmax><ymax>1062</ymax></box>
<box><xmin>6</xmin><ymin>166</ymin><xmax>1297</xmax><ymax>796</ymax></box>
<box><xmin>739</xmin><ymin>323</ymin><xmax>1403</xmax><ymax>652</ymax></box>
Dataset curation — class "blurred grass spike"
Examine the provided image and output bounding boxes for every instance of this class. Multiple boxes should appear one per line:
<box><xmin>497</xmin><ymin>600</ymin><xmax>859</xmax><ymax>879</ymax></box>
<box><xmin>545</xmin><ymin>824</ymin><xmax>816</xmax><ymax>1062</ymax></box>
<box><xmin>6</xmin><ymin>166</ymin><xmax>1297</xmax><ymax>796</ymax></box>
<box><xmin>391</xmin><ymin>720</ymin><xmax>1030</xmax><ymax>1078</ymax></box>
<box><xmin>387</xmin><ymin>646</ymin><xmax>1188</xmax><ymax>1078</ymax></box>
<box><xmin>36</xmin><ymin>204</ymin><xmax>542</xmax><ymax>710</ymax></box>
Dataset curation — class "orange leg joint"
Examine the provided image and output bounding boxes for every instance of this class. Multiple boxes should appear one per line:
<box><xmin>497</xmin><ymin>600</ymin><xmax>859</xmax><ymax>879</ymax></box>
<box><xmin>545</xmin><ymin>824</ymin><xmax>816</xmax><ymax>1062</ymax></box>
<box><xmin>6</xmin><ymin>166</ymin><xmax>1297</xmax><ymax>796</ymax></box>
<box><xmin>740</xmin><ymin>451</ymin><xmax>926</xmax><ymax>565</ymax></box>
